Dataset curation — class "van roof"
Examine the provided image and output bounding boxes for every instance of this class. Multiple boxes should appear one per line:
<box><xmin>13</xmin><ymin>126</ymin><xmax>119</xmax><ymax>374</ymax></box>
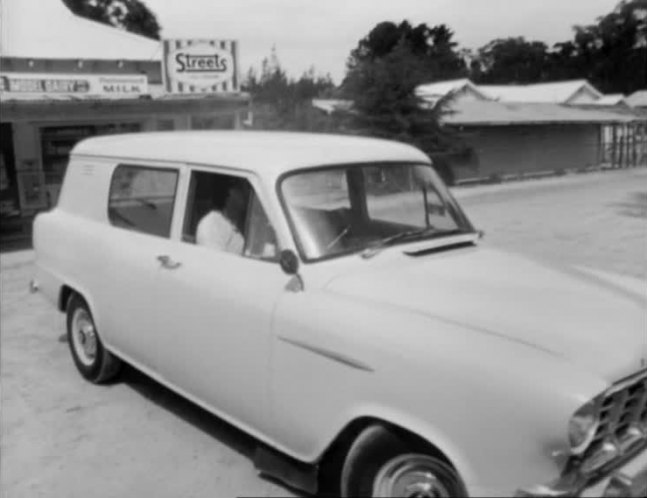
<box><xmin>71</xmin><ymin>131</ymin><xmax>430</xmax><ymax>179</ymax></box>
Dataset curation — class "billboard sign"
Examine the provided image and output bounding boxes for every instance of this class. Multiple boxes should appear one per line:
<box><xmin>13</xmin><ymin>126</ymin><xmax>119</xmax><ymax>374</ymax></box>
<box><xmin>163</xmin><ymin>39</ymin><xmax>238</xmax><ymax>93</ymax></box>
<box><xmin>0</xmin><ymin>73</ymin><xmax>148</xmax><ymax>97</ymax></box>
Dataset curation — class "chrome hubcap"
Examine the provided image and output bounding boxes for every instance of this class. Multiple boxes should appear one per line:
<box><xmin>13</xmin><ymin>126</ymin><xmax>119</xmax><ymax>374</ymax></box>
<box><xmin>71</xmin><ymin>309</ymin><xmax>97</xmax><ymax>366</ymax></box>
<box><xmin>373</xmin><ymin>455</ymin><xmax>451</xmax><ymax>498</ymax></box>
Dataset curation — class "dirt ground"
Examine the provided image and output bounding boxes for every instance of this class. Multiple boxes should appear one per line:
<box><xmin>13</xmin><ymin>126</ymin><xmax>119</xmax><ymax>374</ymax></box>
<box><xmin>455</xmin><ymin>168</ymin><xmax>647</xmax><ymax>279</ymax></box>
<box><xmin>1</xmin><ymin>168</ymin><xmax>646</xmax><ymax>498</ymax></box>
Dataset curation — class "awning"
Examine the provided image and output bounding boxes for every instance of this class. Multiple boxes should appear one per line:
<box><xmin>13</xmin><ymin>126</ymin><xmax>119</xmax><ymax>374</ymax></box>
<box><xmin>0</xmin><ymin>93</ymin><xmax>250</xmax><ymax>122</ymax></box>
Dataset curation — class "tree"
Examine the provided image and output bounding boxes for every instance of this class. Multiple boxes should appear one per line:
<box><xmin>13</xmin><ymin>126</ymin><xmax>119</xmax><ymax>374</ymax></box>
<box><xmin>342</xmin><ymin>23</ymin><xmax>472</xmax><ymax>184</ymax></box>
<box><xmin>343</xmin><ymin>41</ymin><xmax>461</xmax><ymax>147</ymax></box>
<box><xmin>544</xmin><ymin>41</ymin><xmax>583</xmax><ymax>81</ymax></box>
<box><xmin>62</xmin><ymin>0</ymin><xmax>161</xmax><ymax>40</ymax></box>
<box><xmin>241</xmin><ymin>48</ymin><xmax>336</xmax><ymax>131</ymax></box>
<box><xmin>346</xmin><ymin>21</ymin><xmax>467</xmax><ymax>83</ymax></box>
<box><xmin>243</xmin><ymin>48</ymin><xmax>290</xmax><ymax>105</ymax></box>
<box><xmin>472</xmin><ymin>1</ymin><xmax>647</xmax><ymax>93</ymax></box>
<box><xmin>472</xmin><ymin>37</ymin><xmax>550</xmax><ymax>83</ymax></box>
<box><xmin>568</xmin><ymin>0</ymin><xmax>647</xmax><ymax>93</ymax></box>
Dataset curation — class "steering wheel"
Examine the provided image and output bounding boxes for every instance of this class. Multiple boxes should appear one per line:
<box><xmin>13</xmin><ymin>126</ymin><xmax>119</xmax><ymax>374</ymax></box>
<box><xmin>325</xmin><ymin>225</ymin><xmax>351</xmax><ymax>251</ymax></box>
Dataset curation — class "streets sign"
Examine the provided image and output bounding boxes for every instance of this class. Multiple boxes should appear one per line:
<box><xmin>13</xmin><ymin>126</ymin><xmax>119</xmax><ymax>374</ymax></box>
<box><xmin>163</xmin><ymin>39</ymin><xmax>238</xmax><ymax>93</ymax></box>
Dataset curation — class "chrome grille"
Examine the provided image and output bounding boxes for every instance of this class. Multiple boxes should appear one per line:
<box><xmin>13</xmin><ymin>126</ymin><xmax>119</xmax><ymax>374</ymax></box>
<box><xmin>582</xmin><ymin>371</ymin><xmax>647</xmax><ymax>471</ymax></box>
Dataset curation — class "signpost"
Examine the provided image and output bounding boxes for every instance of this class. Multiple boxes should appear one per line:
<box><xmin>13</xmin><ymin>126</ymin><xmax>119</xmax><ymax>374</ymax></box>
<box><xmin>162</xmin><ymin>39</ymin><xmax>238</xmax><ymax>94</ymax></box>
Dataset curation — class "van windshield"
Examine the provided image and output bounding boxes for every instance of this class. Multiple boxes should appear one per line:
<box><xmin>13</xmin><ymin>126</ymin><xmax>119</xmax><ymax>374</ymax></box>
<box><xmin>279</xmin><ymin>163</ymin><xmax>475</xmax><ymax>261</ymax></box>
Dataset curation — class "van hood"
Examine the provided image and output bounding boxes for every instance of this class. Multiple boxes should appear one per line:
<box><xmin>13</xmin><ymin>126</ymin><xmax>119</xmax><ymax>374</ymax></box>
<box><xmin>325</xmin><ymin>246</ymin><xmax>647</xmax><ymax>383</ymax></box>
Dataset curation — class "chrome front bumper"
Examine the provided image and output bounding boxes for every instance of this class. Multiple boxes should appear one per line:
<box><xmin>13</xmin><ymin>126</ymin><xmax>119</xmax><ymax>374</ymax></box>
<box><xmin>516</xmin><ymin>444</ymin><xmax>647</xmax><ymax>497</ymax></box>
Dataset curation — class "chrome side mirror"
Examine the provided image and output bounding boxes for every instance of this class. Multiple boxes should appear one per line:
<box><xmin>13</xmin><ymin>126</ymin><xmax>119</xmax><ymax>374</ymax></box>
<box><xmin>279</xmin><ymin>249</ymin><xmax>304</xmax><ymax>292</ymax></box>
<box><xmin>279</xmin><ymin>249</ymin><xmax>299</xmax><ymax>275</ymax></box>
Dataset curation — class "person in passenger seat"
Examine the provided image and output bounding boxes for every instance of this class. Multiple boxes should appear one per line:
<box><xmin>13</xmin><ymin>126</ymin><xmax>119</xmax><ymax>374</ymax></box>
<box><xmin>196</xmin><ymin>182</ymin><xmax>248</xmax><ymax>254</ymax></box>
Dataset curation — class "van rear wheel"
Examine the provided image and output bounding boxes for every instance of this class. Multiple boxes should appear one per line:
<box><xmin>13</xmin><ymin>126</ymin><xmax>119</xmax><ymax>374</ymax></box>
<box><xmin>66</xmin><ymin>294</ymin><xmax>121</xmax><ymax>383</ymax></box>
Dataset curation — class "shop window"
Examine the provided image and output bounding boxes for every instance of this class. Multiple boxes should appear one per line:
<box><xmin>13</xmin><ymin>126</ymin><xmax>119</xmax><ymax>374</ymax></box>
<box><xmin>108</xmin><ymin>165</ymin><xmax>179</xmax><ymax>238</ymax></box>
<box><xmin>41</xmin><ymin>123</ymin><xmax>142</xmax><ymax>188</ymax></box>
<box><xmin>17</xmin><ymin>171</ymin><xmax>46</xmax><ymax>210</ymax></box>
<box><xmin>0</xmin><ymin>123</ymin><xmax>20</xmax><ymax>218</ymax></box>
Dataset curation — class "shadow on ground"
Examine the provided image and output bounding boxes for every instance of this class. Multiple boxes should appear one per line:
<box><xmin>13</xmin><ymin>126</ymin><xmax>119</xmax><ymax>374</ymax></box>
<box><xmin>614</xmin><ymin>192</ymin><xmax>647</xmax><ymax>218</ymax></box>
<box><xmin>119</xmin><ymin>364</ymin><xmax>309</xmax><ymax>497</ymax></box>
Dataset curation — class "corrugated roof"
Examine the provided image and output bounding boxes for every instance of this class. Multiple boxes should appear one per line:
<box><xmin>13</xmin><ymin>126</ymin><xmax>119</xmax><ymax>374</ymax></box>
<box><xmin>310</xmin><ymin>97</ymin><xmax>638</xmax><ymax>125</ymax></box>
<box><xmin>1</xmin><ymin>0</ymin><xmax>161</xmax><ymax>61</ymax></box>
<box><xmin>416</xmin><ymin>78</ymin><xmax>489</xmax><ymax>101</ymax></box>
<box><xmin>588</xmin><ymin>94</ymin><xmax>629</xmax><ymax>106</ymax></box>
<box><xmin>479</xmin><ymin>80</ymin><xmax>603</xmax><ymax>104</ymax></box>
<box><xmin>626</xmin><ymin>90</ymin><xmax>647</xmax><ymax>108</ymax></box>
<box><xmin>444</xmin><ymin>100</ymin><xmax>636</xmax><ymax>126</ymax></box>
<box><xmin>0</xmin><ymin>94</ymin><xmax>250</xmax><ymax>121</ymax></box>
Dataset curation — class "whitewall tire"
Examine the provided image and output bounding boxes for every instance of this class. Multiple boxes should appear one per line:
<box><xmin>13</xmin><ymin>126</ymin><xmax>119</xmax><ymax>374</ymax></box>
<box><xmin>66</xmin><ymin>294</ymin><xmax>121</xmax><ymax>383</ymax></box>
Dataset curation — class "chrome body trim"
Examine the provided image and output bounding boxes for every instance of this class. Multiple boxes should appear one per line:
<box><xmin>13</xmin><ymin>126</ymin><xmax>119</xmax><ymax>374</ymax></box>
<box><xmin>277</xmin><ymin>336</ymin><xmax>374</xmax><ymax>372</ymax></box>
<box><xmin>608</xmin><ymin>369</ymin><xmax>647</xmax><ymax>395</ymax></box>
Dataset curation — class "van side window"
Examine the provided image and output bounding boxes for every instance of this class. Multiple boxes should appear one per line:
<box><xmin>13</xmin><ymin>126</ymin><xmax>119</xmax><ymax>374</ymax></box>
<box><xmin>108</xmin><ymin>165</ymin><xmax>178</xmax><ymax>238</ymax></box>
<box><xmin>183</xmin><ymin>170</ymin><xmax>278</xmax><ymax>261</ymax></box>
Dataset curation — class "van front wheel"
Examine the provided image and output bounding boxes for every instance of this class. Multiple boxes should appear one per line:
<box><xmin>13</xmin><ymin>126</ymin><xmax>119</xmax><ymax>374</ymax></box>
<box><xmin>340</xmin><ymin>425</ymin><xmax>465</xmax><ymax>497</ymax></box>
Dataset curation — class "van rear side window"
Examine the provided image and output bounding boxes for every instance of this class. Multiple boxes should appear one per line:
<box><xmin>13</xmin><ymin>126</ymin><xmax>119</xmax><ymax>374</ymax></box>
<box><xmin>108</xmin><ymin>165</ymin><xmax>179</xmax><ymax>237</ymax></box>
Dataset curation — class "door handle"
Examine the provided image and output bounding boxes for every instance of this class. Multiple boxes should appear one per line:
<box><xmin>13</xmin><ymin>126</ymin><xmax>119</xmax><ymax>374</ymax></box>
<box><xmin>157</xmin><ymin>255</ymin><xmax>182</xmax><ymax>270</ymax></box>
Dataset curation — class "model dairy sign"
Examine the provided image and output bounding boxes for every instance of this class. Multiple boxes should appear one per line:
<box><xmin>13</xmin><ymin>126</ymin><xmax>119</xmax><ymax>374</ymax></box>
<box><xmin>0</xmin><ymin>73</ymin><xmax>148</xmax><ymax>97</ymax></box>
<box><xmin>163</xmin><ymin>39</ymin><xmax>238</xmax><ymax>93</ymax></box>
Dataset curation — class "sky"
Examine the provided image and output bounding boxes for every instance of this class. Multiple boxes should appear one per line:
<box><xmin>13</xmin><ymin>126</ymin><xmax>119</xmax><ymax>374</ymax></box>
<box><xmin>143</xmin><ymin>0</ymin><xmax>619</xmax><ymax>83</ymax></box>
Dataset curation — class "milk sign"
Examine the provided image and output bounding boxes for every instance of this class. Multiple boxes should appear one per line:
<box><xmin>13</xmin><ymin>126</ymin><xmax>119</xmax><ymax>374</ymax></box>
<box><xmin>0</xmin><ymin>73</ymin><xmax>148</xmax><ymax>96</ymax></box>
<box><xmin>163</xmin><ymin>39</ymin><xmax>238</xmax><ymax>93</ymax></box>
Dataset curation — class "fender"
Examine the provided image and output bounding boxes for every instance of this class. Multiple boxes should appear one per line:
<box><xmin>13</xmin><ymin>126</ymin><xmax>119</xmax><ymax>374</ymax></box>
<box><xmin>254</xmin><ymin>404</ymin><xmax>477</xmax><ymax>496</ymax></box>
<box><xmin>325</xmin><ymin>404</ymin><xmax>477</xmax><ymax>491</ymax></box>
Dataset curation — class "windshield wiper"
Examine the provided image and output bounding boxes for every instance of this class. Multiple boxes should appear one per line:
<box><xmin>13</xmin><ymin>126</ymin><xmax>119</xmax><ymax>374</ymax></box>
<box><xmin>361</xmin><ymin>227</ymin><xmax>465</xmax><ymax>259</ymax></box>
<box><xmin>109</xmin><ymin>209</ymin><xmax>136</xmax><ymax>227</ymax></box>
<box><xmin>135</xmin><ymin>198</ymin><xmax>158</xmax><ymax>210</ymax></box>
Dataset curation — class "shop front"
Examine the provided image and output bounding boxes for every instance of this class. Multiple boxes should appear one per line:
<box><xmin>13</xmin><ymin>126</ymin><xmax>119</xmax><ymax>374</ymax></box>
<box><xmin>40</xmin><ymin>122</ymin><xmax>142</xmax><ymax>206</ymax></box>
<box><xmin>0</xmin><ymin>92</ymin><xmax>250</xmax><ymax>242</ymax></box>
<box><xmin>1</xmin><ymin>0</ymin><xmax>249</xmax><ymax>245</ymax></box>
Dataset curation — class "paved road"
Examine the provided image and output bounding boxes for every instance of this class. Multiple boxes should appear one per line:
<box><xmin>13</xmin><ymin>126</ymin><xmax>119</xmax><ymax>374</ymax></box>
<box><xmin>1</xmin><ymin>168</ymin><xmax>646</xmax><ymax>498</ymax></box>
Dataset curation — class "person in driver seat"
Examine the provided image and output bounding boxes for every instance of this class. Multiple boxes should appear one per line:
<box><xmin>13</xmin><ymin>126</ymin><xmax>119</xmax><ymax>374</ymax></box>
<box><xmin>196</xmin><ymin>181</ymin><xmax>248</xmax><ymax>254</ymax></box>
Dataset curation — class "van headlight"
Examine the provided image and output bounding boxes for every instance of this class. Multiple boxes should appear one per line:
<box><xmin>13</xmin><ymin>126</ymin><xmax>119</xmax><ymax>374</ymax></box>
<box><xmin>568</xmin><ymin>400</ymin><xmax>600</xmax><ymax>454</ymax></box>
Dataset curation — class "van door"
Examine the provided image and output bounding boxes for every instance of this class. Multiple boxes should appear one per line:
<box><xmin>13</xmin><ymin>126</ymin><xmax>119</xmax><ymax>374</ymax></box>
<box><xmin>152</xmin><ymin>169</ymin><xmax>286</xmax><ymax>434</ymax></box>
